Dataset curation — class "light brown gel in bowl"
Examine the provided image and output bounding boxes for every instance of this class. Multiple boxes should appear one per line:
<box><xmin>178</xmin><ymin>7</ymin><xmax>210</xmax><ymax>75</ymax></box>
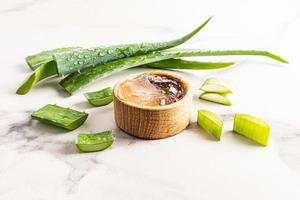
<box><xmin>117</xmin><ymin>73</ymin><xmax>186</xmax><ymax>107</ymax></box>
<box><xmin>113</xmin><ymin>71</ymin><xmax>192</xmax><ymax>139</ymax></box>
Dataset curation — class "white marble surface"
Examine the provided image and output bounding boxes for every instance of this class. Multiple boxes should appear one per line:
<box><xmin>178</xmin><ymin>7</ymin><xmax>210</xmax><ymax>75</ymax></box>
<box><xmin>1</xmin><ymin>0</ymin><xmax>300</xmax><ymax>199</ymax></box>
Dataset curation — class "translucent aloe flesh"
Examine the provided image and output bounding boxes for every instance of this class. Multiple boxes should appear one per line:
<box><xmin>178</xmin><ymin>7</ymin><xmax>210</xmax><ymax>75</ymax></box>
<box><xmin>16</xmin><ymin>17</ymin><xmax>212</xmax><ymax>94</ymax></box>
<box><xmin>203</xmin><ymin>77</ymin><xmax>229</xmax><ymax>86</ymax></box>
<box><xmin>76</xmin><ymin>131</ymin><xmax>114</xmax><ymax>152</ymax></box>
<box><xmin>60</xmin><ymin>48</ymin><xmax>287</xmax><ymax>94</ymax></box>
<box><xmin>200</xmin><ymin>77</ymin><xmax>232</xmax><ymax>93</ymax></box>
<box><xmin>199</xmin><ymin>93</ymin><xmax>232</xmax><ymax>106</ymax></box>
<box><xmin>26</xmin><ymin>47</ymin><xmax>80</xmax><ymax>71</ymax></box>
<box><xmin>31</xmin><ymin>104</ymin><xmax>88</xmax><ymax>131</ymax></box>
<box><xmin>197</xmin><ymin>110</ymin><xmax>223</xmax><ymax>140</ymax></box>
<box><xmin>84</xmin><ymin>87</ymin><xmax>113</xmax><ymax>107</ymax></box>
<box><xmin>233</xmin><ymin>114</ymin><xmax>270</xmax><ymax>146</ymax></box>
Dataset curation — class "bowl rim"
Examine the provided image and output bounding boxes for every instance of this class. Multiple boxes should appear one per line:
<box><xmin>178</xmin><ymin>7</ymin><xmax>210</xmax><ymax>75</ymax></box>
<box><xmin>113</xmin><ymin>70</ymin><xmax>191</xmax><ymax>111</ymax></box>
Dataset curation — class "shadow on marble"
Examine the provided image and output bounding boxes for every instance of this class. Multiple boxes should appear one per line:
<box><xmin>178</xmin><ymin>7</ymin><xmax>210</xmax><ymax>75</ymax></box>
<box><xmin>186</xmin><ymin>122</ymin><xmax>218</xmax><ymax>141</ymax></box>
<box><xmin>225</xmin><ymin>130</ymin><xmax>263</xmax><ymax>147</ymax></box>
<box><xmin>18</xmin><ymin>76</ymin><xmax>72</xmax><ymax>98</ymax></box>
<box><xmin>32</xmin><ymin>120</ymin><xmax>69</xmax><ymax>135</ymax></box>
<box><xmin>72</xmin><ymin>101</ymin><xmax>92</xmax><ymax>110</ymax></box>
<box><xmin>64</xmin><ymin>141</ymin><xmax>80</xmax><ymax>154</ymax></box>
<box><xmin>15</xmin><ymin>63</ymin><xmax>32</xmax><ymax>73</ymax></box>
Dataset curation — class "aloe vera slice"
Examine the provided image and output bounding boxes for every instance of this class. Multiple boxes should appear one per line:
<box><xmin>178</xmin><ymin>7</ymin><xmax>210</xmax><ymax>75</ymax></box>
<box><xmin>76</xmin><ymin>131</ymin><xmax>114</xmax><ymax>152</ymax></box>
<box><xmin>147</xmin><ymin>59</ymin><xmax>235</xmax><ymax>69</ymax></box>
<box><xmin>197</xmin><ymin>110</ymin><xmax>223</xmax><ymax>140</ymax></box>
<box><xmin>84</xmin><ymin>87</ymin><xmax>113</xmax><ymax>107</ymax></box>
<box><xmin>60</xmin><ymin>48</ymin><xmax>287</xmax><ymax>94</ymax></box>
<box><xmin>233</xmin><ymin>114</ymin><xmax>270</xmax><ymax>146</ymax></box>
<box><xmin>203</xmin><ymin>77</ymin><xmax>229</xmax><ymax>86</ymax></box>
<box><xmin>31</xmin><ymin>104</ymin><xmax>88</xmax><ymax>131</ymax></box>
<box><xmin>200</xmin><ymin>77</ymin><xmax>232</xmax><ymax>94</ymax></box>
<box><xmin>200</xmin><ymin>84</ymin><xmax>232</xmax><ymax>94</ymax></box>
<box><xmin>26</xmin><ymin>47</ymin><xmax>80</xmax><ymax>71</ymax></box>
<box><xmin>199</xmin><ymin>93</ymin><xmax>232</xmax><ymax>106</ymax></box>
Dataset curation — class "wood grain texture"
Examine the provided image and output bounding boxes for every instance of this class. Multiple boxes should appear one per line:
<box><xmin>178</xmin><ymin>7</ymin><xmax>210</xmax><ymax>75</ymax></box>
<box><xmin>113</xmin><ymin>71</ymin><xmax>192</xmax><ymax>139</ymax></box>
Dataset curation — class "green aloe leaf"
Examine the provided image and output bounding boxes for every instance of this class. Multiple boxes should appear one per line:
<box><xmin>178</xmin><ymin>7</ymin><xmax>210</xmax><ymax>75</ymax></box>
<box><xmin>26</xmin><ymin>47</ymin><xmax>80</xmax><ymax>71</ymax></box>
<box><xmin>233</xmin><ymin>114</ymin><xmax>270</xmax><ymax>146</ymax></box>
<box><xmin>76</xmin><ymin>131</ymin><xmax>114</xmax><ymax>152</ymax></box>
<box><xmin>16</xmin><ymin>61</ymin><xmax>57</xmax><ymax>95</ymax></box>
<box><xmin>147</xmin><ymin>58</ymin><xmax>235</xmax><ymax>69</ymax></box>
<box><xmin>17</xmin><ymin>17</ymin><xmax>212</xmax><ymax>94</ymax></box>
<box><xmin>54</xmin><ymin>17</ymin><xmax>212</xmax><ymax>76</ymax></box>
<box><xmin>60</xmin><ymin>48</ymin><xmax>287</xmax><ymax>94</ymax></box>
<box><xmin>199</xmin><ymin>92</ymin><xmax>232</xmax><ymax>106</ymax></box>
<box><xmin>31</xmin><ymin>104</ymin><xmax>88</xmax><ymax>131</ymax></box>
<box><xmin>84</xmin><ymin>87</ymin><xmax>113</xmax><ymax>107</ymax></box>
<box><xmin>197</xmin><ymin>110</ymin><xmax>223</xmax><ymax>140</ymax></box>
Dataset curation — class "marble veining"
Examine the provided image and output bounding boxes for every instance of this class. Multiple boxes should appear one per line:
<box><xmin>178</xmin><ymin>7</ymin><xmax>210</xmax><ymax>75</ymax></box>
<box><xmin>1</xmin><ymin>0</ymin><xmax>300</xmax><ymax>199</ymax></box>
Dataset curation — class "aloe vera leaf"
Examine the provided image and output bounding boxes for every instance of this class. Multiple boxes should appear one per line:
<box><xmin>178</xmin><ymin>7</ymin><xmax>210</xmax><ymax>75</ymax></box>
<box><xmin>17</xmin><ymin>17</ymin><xmax>212</xmax><ymax>95</ymax></box>
<box><xmin>233</xmin><ymin>114</ymin><xmax>270</xmax><ymax>146</ymax></box>
<box><xmin>197</xmin><ymin>110</ymin><xmax>223</xmax><ymax>140</ymax></box>
<box><xmin>54</xmin><ymin>17</ymin><xmax>212</xmax><ymax>76</ymax></box>
<box><xmin>199</xmin><ymin>92</ymin><xmax>232</xmax><ymax>106</ymax></box>
<box><xmin>16</xmin><ymin>61</ymin><xmax>57</xmax><ymax>95</ymax></box>
<box><xmin>84</xmin><ymin>87</ymin><xmax>113</xmax><ymax>107</ymax></box>
<box><xmin>76</xmin><ymin>131</ymin><xmax>114</xmax><ymax>152</ymax></box>
<box><xmin>60</xmin><ymin>48</ymin><xmax>286</xmax><ymax>94</ymax></box>
<box><xmin>170</xmin><ymin>49</ymin><xmax>288</xmax><ymax>63</ymax></box>
<box><xmin>26</xmin><ymin>47</ymin><xmax>81</xmax><ymax>71</ymax></box>
<box><xmin>31</xmin><ymin>104</ymin><xmax>88</xmax><ymax>131</ymax></box>
<box><xmin>147</xmin><ymin>59</ymin><xmax>235</xmax><ymax>69</ymax></box>
<box><xmin>200</xmin><ymin>84</ymin><xmax>232</xmax><ymax>94</ymax></box>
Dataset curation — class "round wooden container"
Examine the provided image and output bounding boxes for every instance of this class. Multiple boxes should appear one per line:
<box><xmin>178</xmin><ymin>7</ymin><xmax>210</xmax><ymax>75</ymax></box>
<box><xmin>113</xmin><ymin>71</ymin><xmax>192</xmax><ymax>139</ymax></box>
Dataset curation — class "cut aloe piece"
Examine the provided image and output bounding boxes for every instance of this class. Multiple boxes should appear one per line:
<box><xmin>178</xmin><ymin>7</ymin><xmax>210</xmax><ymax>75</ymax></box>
<box><xmin>31</xmin><ymin>104</ymin><xmax>88</xmax><ymax>131</ymax></box>
<box><xmin>199</xmin><ymin>93</ymin><xmax>232</xmax><ymax>106</ymax></box>
<box><xmin>200</xmin><ymin>77</ymin><xmax>232</xmax><ymax>94</ymax></box>
<box><xmin>84</xmin><ymin>87</ymin><xmax>113</xmax><ymax>107</ymax></box>
<box><xmin>76</xmin><ymin>131</ymin><xmax>114</xmax><ymax>152</ymax></box>
<box><xmin>233</xmin><ymin>114</ymin><xmax>270</xmax><ymax>146</ymax></box>
<box><xmin>203</xmin><ymin>77</ymin><xmax>228</xmax><ymax>86</ymax></box>
<box><xmin>197</xmin><ymin>110</ymin><xmax>223</xmax><ymax>140</ymax></box>
<box><xmin>200</xmin><ymin>84</ymin><xmax>232</xmax><ymax>94</ymax></box>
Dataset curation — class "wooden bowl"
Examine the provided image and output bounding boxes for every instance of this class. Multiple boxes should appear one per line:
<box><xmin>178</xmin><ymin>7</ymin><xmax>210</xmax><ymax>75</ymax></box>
<box><xmin>113</xmin><ymin>71</ymin><xmax>192</xmax><ymax>139</ymax></box>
